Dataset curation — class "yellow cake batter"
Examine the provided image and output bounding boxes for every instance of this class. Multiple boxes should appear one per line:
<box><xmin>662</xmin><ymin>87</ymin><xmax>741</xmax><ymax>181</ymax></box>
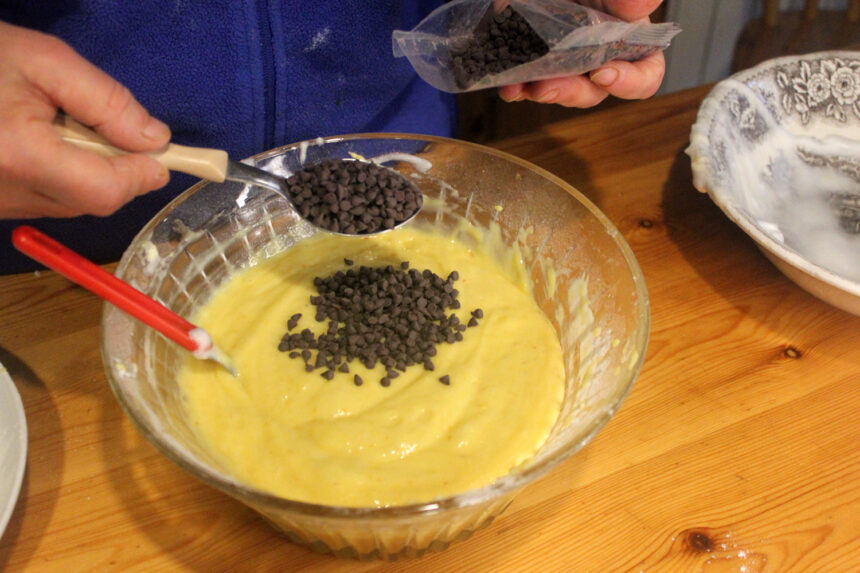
<box><xmin>178</xmin><ymin>226</ymin><xmax>564</xmax><ymax>507</ymax></box>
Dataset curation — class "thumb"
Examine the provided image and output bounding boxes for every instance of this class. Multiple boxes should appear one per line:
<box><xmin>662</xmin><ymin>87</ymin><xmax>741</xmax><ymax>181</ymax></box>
<box><xmin>8</xmin><ymin>24</ymin><xmax>171</xmax><ymax>152</ymax></box>
<box><xmin>580</xmin><ymin>0</ymin><xmax>664</xmax><ymax>22</ymax></box>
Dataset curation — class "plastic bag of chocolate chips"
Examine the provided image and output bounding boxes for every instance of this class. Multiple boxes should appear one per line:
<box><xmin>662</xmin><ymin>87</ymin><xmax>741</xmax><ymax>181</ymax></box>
<box><xmin>392</xmin><ymin>0</ymin><xmax>681</xmax><ymax>93</ymax></box>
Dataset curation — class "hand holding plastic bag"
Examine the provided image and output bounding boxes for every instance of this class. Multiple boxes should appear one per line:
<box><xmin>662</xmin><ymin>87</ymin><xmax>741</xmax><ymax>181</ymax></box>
<box><xmin>393</xmin><ymin>0</ymin><xmax>680</xmax><ymax>97</ymax></box>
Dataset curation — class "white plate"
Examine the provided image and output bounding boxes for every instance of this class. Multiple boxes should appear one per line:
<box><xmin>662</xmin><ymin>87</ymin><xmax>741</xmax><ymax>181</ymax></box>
<box><xmin>0</xmin><ymin>361</ymin><xmax>27</xmax><ymax>539</ymax></box>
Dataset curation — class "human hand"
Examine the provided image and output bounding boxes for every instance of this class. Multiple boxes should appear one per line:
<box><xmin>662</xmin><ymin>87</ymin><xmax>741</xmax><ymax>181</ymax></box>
<box><xmin>498</xmin><ymin>0</ymin><xmax>666</xmax><ymax>107</ymax></box>
<box><xmin>0</xmin><ymin>21</ymin><xmax>171</xmax><ymax>219</ymax></box>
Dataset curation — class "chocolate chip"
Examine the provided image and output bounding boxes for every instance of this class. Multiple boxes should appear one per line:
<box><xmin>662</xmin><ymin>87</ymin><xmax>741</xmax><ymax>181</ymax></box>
<box><xmin>449</xmin><ymin>6</ymin><xmax>550</xmax><ymax>89</ymax></box>
<box><xmin>439</xmin><ymin>375</ymin><xmax>450</xmax><ymax>385</ymax></box>
<box><xmin>278</xmin><ymin>262</ymin><xmax>482</xmax><ymax>387</ymax></box>
<box><xmin>284</xmin><ymin>159</ymin><xmax>422</xmax><ymax>235</ymax></box>
<box><xmin>287</xmin><ymin>312</ymin><xmax>302</xmax><ymax>331</ymax></box>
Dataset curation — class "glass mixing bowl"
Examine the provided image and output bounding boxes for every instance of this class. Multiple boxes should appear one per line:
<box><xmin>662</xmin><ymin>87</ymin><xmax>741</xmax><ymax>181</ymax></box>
<box><xmin>102</xmin><ymin>134</ymin><xmax>649</xmax><ymax>560</ymax></box>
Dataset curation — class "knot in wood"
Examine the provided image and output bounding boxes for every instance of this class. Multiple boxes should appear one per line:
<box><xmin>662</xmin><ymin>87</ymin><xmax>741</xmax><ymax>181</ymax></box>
<box><xmin>783</xmin><ymin>345</ymin><xmax>802</xmax><ymax>359</ymax></box>
<box><xmin>686</xmin><ymin>530</ymin><xmax>714</xmax><ymax>553</ymax></box>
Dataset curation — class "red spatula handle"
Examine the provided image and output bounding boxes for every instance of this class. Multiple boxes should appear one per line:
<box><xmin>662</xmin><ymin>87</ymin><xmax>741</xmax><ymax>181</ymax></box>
<box><xmin>12</xmin><ymin>225</ymin><xmax>200</xmax><ymax>353</ymax></box>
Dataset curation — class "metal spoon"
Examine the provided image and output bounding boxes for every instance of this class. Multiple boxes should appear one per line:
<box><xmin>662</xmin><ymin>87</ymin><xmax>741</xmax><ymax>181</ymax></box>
<box><xmin>53</xmin><ymin>115</ymin><xmax>420</xmax><ymax>235</ymax></box>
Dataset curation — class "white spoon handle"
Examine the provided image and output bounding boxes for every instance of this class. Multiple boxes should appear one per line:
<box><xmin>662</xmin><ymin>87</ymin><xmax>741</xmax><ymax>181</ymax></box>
<box><xmin>53</xmin><ymin>114</ymin><xmax>230</xmax><ymax>183</ymax></box>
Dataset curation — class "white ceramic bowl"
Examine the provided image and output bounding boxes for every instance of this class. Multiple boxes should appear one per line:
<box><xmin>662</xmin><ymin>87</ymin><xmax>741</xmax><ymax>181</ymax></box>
<box><xmin>687</xmin><ymin>51</ymin><xmax>860</xmax><ymax>315</ymax></box>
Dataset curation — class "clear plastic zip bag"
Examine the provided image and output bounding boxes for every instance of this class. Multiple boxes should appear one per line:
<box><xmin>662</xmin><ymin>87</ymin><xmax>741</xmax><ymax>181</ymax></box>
<box><xmin>392</xmin><ymin>0</ymin><xmax>681</xmax><ymax>93</ymax></box>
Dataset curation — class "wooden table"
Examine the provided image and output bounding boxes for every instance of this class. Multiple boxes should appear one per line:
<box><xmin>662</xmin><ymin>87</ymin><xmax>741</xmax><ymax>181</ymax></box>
<box><xmin>1</xmin><ymin>85</ymin><xmax>858</xmax><ymax>571</ymax></box>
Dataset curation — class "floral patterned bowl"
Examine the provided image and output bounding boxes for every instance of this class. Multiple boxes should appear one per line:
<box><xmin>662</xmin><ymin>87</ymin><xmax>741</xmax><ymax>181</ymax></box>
<box><xmin>687</xmin><ymin>51</ymin><xmax>860</xmax><ymax>316</ymax></box>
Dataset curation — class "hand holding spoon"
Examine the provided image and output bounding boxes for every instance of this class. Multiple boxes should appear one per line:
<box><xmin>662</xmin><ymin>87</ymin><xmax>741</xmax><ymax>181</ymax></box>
<box><xmin>53</xmin><ymin>115</ymin><xmax>422</xmax><ymax>236</ymax></box>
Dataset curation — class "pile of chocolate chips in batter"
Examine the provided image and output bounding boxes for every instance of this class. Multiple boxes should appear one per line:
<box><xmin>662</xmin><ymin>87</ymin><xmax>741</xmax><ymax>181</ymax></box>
<box><xmin>278</xmin><ymin>259</ymin><xmax>483</xmax><ymax>387</ymax></box>
<box><xmin>283</xmin><ymin>158</ymin><xmax>422</xmax><ymax>235</ymax></box>
<box><xmin>450</xmin><ymin>6</ymin><xmax>550</xmax><ymax>89</ymax></box>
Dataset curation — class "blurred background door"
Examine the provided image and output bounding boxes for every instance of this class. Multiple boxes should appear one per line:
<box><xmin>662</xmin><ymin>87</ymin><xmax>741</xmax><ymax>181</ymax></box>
<box><xmin>664</xmin><ymin>0</ymin><xmax>859</xmax><ymax>93</ymax></box>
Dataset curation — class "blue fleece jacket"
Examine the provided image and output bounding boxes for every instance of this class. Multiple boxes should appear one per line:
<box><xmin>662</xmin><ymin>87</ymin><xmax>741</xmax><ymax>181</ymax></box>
<box><xmin>0</xmin><ymin>1</ymin><xmax>455</xmax><ymax>273</ymax></box>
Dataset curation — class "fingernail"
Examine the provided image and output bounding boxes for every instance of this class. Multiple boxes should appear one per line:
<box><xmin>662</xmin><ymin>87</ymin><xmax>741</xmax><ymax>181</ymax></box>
<box><xmin>591</xmin><ymin>67</ymin><xmax>619</xmax><ymax>87</ymax></box>
<box><xmin>501</xmin><ymin>87</ymin><xmax>523</xmax><ymax>102</ymax></box>
<box><xmin>537</xmin><ymin>89</ymin><xmax>559</xmax><ymax>103</ymax></box>
<box><xmin>153</xmin><ymin>165</ymin><xmax>169</xmax><ymax>186</ymax></box>
<box><xmin>142</xmin><ymin>118</ymin><xmax>170</xmax><ymax>142</ymax></box>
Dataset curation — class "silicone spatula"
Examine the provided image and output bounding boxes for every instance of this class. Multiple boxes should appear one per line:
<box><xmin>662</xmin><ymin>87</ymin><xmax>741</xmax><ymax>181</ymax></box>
<box><xmin>12</xmin><ymin>225</ymin><xmax>238</xmax><ymax>377</ymax></box>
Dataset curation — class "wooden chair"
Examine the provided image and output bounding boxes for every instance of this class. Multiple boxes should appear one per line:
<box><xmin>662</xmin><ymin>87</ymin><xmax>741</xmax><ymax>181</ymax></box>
<box><xmin>733</xmin><ymin>0</ymin><xmax>860</xmax><ymax>72</ymax></box>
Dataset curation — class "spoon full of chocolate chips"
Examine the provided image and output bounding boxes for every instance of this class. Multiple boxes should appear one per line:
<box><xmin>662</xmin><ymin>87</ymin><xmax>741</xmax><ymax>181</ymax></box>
<box><xmin>54</xmin><ymin>115</ymin><xmax>422</xmax><ymax>236</ymax></box>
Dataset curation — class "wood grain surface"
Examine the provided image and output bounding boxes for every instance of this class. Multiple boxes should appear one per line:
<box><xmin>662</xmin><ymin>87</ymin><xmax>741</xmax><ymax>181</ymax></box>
<box><xmin>1</xmin><ymin>84</ymin><xmax>858</xmax><ymax>572</ymax></box>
